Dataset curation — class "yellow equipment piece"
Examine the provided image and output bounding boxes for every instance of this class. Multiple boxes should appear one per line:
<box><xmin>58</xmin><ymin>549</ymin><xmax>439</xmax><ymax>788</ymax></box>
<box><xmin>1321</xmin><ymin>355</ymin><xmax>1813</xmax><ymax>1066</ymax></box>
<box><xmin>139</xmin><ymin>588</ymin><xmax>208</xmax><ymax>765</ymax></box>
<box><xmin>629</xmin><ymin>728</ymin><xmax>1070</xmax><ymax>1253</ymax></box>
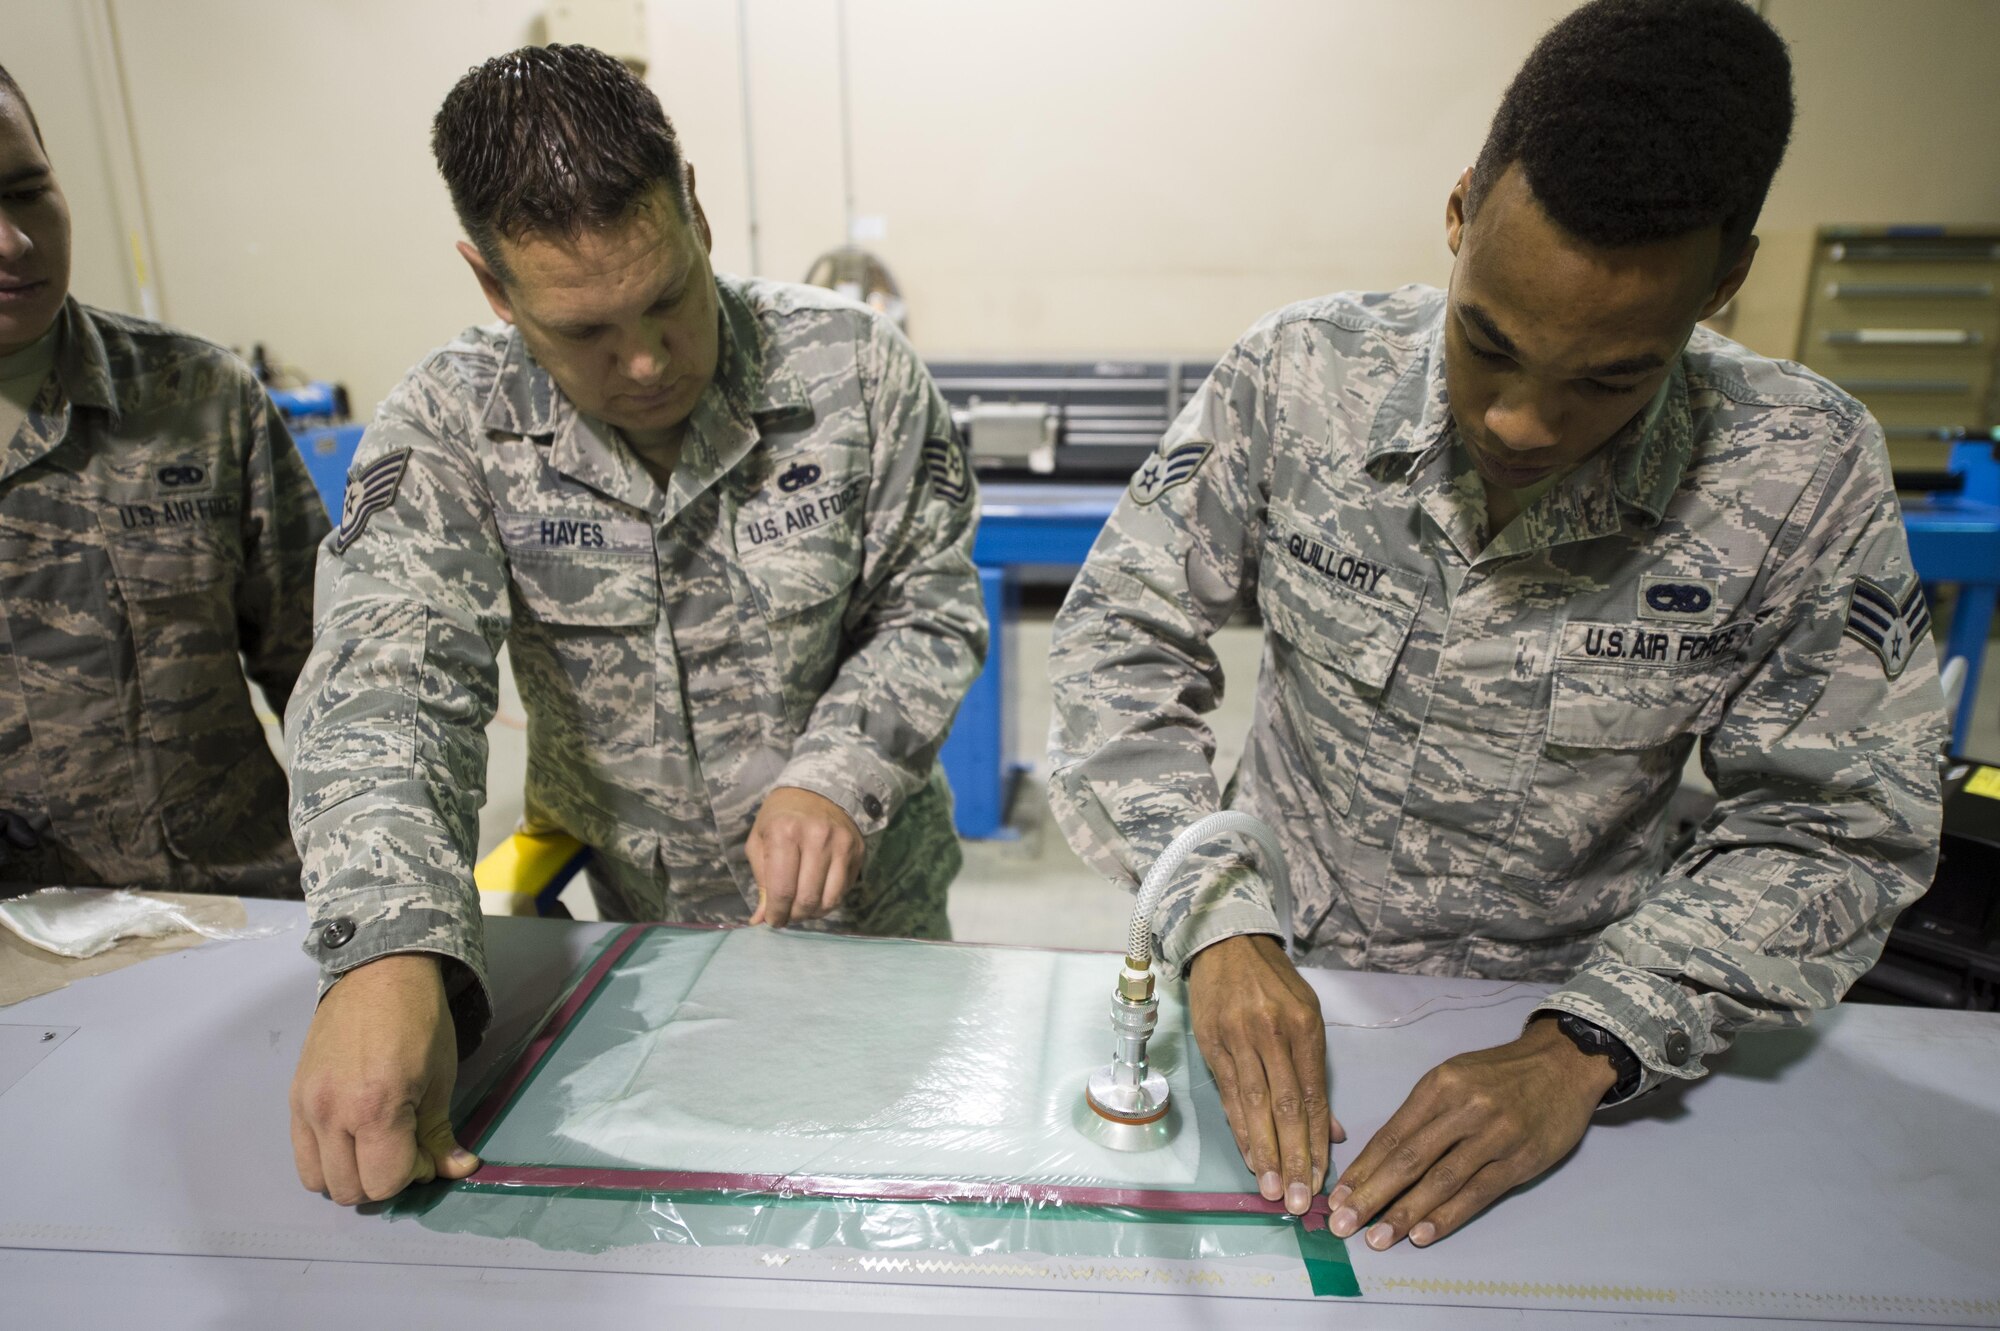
<box><xmin>474</xmin><ymin>829</ymin><xmax>590</xmax><ymax>918</ymax></box>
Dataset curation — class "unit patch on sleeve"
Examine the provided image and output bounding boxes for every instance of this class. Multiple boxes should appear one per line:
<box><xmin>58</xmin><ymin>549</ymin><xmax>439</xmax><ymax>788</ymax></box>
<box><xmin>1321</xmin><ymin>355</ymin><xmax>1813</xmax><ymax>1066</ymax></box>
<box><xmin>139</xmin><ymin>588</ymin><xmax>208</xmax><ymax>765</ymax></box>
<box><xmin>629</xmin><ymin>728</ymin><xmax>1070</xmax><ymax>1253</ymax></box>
<box><xmin>1844</xmin><ymin>576</ymin><xmax>1930</xmax><ymax>679</ymax></box>
<box><xmin>1130</xmin><ymin>440</ymin><xmax>1213</xmax><ymax>506</ymax></box>
<box><xmin>921</xmin><ymin>436</ymin><xmax>971</xmax><ymax>505</ymax></box>
<box><xmin>331</xmin><ymin>450</ymin><xmax>410</xmax><ymax>554</ymax></box>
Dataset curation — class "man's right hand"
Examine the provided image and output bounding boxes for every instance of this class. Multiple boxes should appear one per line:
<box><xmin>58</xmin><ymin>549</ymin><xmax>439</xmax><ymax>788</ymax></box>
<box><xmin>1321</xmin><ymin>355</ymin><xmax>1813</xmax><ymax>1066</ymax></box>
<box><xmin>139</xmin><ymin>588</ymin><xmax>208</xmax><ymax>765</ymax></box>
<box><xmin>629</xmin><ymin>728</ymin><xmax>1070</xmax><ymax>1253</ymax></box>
<box><xmin>288</xmin><ymin>953</ymin><xmax>480</xmax><ymax>1204</ymax></box>
<box><xmin>1187</xmin><ymin>933</ymin><xmax>1343</xmax><ymax>1216</ymax></box>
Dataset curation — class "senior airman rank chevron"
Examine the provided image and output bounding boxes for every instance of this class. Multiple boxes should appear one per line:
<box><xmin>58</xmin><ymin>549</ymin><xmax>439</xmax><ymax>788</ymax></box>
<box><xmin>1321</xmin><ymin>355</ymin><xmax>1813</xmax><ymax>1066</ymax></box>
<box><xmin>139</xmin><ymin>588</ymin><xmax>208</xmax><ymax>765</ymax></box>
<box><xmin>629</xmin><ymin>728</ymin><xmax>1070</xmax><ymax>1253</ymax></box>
<box><xmin>1844</xmin><ymin>575</ymin><xmax>1930</xmax><ymax>679</ymax></box>
<box><xmin>921</xmin><ymin>436</ymin><xmax>970</xmax><ymax>504</ymax></box>
<box><xmin>1131</xmin><ymin>440</ymin><xmax>1213</xmax><ymax>506</ymax></box>
<box><xmin>332</xmin><ymin>450</ymin><xmax>411</xmax><ymax>554</ymax></box>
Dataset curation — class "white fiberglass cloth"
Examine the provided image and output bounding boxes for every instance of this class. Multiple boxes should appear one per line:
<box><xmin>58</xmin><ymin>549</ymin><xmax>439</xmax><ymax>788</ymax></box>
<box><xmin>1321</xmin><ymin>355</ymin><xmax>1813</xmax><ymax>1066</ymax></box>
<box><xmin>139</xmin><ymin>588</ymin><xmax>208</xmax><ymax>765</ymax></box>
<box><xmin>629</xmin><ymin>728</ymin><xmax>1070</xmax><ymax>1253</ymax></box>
<box><xmin>479</xmin><ymin>927</ymin><xmax>1217</xmax><ymax>1190</ymax></box>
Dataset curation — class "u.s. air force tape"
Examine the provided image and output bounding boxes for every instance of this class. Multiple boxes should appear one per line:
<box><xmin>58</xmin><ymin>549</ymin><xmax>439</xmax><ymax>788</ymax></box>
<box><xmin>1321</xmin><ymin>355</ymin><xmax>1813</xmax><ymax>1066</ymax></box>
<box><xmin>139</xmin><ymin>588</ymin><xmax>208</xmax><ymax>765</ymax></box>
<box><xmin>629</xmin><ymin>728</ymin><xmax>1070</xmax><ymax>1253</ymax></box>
<box><xmin>332</xmin><ymin>450</ymin><xmax>410</xmax><ymax>554</ymax></box>
<box><xmin>1843</xmin><ymin>575</ymin><xmax>1929</xmax><ymax>680</ymax></box>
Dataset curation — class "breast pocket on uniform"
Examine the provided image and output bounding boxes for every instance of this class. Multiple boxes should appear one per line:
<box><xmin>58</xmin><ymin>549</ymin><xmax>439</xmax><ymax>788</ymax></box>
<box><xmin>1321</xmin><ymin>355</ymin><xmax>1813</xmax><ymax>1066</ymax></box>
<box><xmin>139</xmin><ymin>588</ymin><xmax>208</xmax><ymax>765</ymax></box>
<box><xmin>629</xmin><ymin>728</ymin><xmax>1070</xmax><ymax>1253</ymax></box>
<box><xmin>1257</xmin><ymin>523</ymin><xmax>1420</xmax><ymax>817</ymax></box>
<box><xmin>1546</xmin><ymin>620</ymin><xmax>1741</xmax><ymax>749</ymax></box>
<box><xmin>1495</xmin><ymin>618</ymin><xmax>1743</xmax><ymax>885</ymax></box>
<box><xmin>98</xmin><ymin>492</ymin><xmax>236</xmax><ymax>599</ymax></box>
<box><xmin>734</xmin><ymin>457</ymin><xmax>869</xmax><ymax>722</ymax></box>
<box><xmin>506</xmin><ymin>547</ymin><xmax>660</xmax><ymax>750</ymax></box>
<box><xmin>97</xmin><ymin>493</ymin><xmax>243</xmax><ymax>711</ymax></box>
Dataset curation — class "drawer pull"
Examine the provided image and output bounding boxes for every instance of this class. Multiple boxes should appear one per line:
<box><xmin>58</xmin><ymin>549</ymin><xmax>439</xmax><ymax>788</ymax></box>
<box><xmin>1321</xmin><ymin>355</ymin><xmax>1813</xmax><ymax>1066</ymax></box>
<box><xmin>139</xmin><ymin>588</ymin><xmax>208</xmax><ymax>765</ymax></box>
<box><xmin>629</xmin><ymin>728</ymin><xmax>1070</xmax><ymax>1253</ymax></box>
<box><xmin>1835</xmin><ymin>378</ymin><xmax>1974</xmax><ymax>395</ymax></box>
<box><xmin>1828</xmin><ymin>242</ymin><xmax>2000</xmax><ymax>263</ymax></box>
<box><xmin>1827</xmin><ymin>282</ymin><xmax>1994</xmax><ymax>299</ymax></box>
<box><xmin>1883</xmin><ymin>425</ymin><xmax>1971</xmax><ymax>440</ymax></box>
<box><xmin>1823</xmin><ymin>328</ymin><xmax>1982</xmax><ymax>347</ymax></box>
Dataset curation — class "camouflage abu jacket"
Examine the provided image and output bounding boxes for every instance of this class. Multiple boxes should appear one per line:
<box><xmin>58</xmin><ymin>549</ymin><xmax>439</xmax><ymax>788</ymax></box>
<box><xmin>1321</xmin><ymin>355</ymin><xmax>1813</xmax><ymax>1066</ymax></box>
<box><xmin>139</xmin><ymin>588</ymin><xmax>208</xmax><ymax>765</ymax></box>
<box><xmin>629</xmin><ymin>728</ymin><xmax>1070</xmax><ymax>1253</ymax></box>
<box><xmin>0</xmin><ymin>298</ymin><xmax>326</xmax><ymax>895</ymax></box>
<box><xmin>289</xmin><ymin>275</ymin><xmax>985</xmax><ymax>1050</ymax></box>
<box><xmin>1048</xmin><ymin>285</ymin><xmax>1945</xmax><ymax>1100</ymax></box>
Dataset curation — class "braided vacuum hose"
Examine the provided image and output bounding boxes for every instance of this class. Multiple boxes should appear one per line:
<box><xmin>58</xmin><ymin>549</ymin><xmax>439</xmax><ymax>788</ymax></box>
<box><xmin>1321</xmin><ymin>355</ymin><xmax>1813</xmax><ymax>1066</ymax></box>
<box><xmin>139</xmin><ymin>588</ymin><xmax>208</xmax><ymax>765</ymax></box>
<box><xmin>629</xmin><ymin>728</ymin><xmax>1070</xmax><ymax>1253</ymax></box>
<box><xmin>1084</xmin><ymin>810</ymin><xmax>1295</xmax><ymax>1139</ymax></box>
<box><xmin>1125</xmin><ymin>810</ymin><xmax>1292</xmax><ymax>971</ymax></box>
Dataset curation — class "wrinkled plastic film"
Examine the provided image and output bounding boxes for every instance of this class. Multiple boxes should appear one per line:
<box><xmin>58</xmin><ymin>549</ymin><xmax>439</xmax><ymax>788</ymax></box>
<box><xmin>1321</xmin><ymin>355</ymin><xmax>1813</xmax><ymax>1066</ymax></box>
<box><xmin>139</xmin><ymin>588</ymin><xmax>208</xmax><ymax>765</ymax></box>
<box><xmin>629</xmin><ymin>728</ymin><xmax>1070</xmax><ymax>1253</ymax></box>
<box><xmin>400</xmin><ymin>925</ymin><xmax>1356</xmax><ymax>1296</ymax></box>
<box><xmin>477</xmin><ymin>928</ymin><xmax>1219</xmax><ymax>1190</ymax></box>
<box><xmin>401</xmin><ymin>1183</ymin><xmax>1338</xmax><ymax>1269</ymax></box>
<box><xmin>0</xmin><ymin>887</ymin><xmax>290</xmax><ymax>958</ymax></box>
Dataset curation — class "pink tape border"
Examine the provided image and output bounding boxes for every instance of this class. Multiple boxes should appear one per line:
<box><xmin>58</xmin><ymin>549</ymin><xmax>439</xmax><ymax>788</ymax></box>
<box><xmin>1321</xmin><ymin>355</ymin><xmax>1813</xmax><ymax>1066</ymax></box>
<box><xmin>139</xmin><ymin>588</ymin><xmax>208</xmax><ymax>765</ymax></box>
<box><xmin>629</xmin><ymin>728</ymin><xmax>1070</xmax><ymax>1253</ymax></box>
<box><xmin>461</xmin><ymin>924</ymin><xmax>1330</xmax><ymax>1233</ymax></box>
<box><xmin>459</xmin><ymin>923</ymin><xmax>649</xmax><ymax>1147</ymax></box>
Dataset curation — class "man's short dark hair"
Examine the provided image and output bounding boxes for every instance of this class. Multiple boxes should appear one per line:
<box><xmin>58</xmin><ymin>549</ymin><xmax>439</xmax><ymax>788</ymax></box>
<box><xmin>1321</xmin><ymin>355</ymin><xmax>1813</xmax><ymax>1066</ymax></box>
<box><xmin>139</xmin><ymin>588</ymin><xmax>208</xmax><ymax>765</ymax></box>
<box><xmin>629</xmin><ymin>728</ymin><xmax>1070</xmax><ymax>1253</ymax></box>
<box><xmin>0</xmin><ymin>63</ymin><xmax>46</xmax><ymax>147</ymax></box>
<box><xmin>432</xmin><ymin>44</ymin><xmax>688</xmax><ymax>279</ymax></box>
<box><xmin>1467</xmin><ymin>0</ymin><xmax>1793</xmax><ymax>268</ymax></box>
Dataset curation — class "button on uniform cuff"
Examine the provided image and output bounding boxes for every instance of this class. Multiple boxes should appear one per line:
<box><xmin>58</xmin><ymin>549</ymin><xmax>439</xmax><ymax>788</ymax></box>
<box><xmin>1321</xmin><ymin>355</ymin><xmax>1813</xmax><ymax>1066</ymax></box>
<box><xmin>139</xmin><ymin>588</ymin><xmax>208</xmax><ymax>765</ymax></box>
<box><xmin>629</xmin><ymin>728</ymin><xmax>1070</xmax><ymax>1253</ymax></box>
<box><xmin>1535</xmin><ymin>959</ymin><xmax>1707</xmax><ymax>1104</ymax></box>
<box><xmin>775</xmin><ymin>748</ymin><xmax>902</xmax><ymax>837</ymax></box>
<box><xmin>305</xmin><ymin>884</ymin><xmax>490</xmax><ymax>1053</ymax></box>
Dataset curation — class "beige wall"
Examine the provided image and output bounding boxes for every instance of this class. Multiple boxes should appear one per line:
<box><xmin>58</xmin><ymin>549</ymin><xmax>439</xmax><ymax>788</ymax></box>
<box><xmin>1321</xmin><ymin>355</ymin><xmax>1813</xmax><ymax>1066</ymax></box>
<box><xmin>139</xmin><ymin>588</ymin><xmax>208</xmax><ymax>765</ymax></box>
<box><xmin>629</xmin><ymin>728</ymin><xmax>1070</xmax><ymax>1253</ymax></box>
<box><xmin>1729</xmin><ymin>0</ymin><xmax>2000</xmax><ymax>358</ymax></box>
<box><xmin>13</xmin><ymin>0</ymin><xmax>2000</xmax><ymax>412</ymax></box>
<box><xmin>3</xmin><ymin>2</ymin><xmax>137</xmax><ymax>314</ymax></box>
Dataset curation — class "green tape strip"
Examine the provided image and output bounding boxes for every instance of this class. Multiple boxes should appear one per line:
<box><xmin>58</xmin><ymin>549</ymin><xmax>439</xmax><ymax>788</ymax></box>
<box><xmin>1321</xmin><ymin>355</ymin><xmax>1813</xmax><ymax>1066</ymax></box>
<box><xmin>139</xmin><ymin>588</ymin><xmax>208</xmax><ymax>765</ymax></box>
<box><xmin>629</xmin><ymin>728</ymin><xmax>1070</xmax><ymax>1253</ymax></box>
<box><xmin>1297</xmin><ymin>1223</ymin><xmax>1361</xmax><ymax>1297</ymax></box>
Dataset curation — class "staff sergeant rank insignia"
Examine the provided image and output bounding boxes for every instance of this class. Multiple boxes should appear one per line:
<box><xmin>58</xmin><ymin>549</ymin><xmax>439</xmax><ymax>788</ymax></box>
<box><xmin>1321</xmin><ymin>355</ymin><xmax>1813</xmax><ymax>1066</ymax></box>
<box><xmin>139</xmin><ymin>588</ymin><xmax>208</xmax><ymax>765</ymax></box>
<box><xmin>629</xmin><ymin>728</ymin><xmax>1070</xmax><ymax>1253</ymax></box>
<box><xmin>332</xmin><ymin>450</ymin><xmax>410</xmax><ymax>554</ymax></box>
<box><xmin>1844</xmin><ymin>575</ymin><xmax>1929</xmax><ymax>679</ymax></box>
<box><xmin>921</xmin><ymin>436</ymin><xmax>970</xmax><ymax>504</ymax></box>
<box><xmin>1131</xmin><ymin>440</ymin><xmax>1213</xmax><ymax>506</ymax></box>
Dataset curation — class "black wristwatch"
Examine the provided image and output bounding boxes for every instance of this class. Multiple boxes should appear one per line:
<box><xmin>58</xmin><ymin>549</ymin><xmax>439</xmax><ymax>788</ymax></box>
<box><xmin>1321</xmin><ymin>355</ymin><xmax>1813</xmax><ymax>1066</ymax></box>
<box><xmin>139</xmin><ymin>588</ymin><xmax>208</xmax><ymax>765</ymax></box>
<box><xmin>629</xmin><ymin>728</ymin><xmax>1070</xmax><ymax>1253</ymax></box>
<box><xmin>1541</xmin><ymin>1012</ymin><xmax>1644</xmax><ymax>1103</ymax></box>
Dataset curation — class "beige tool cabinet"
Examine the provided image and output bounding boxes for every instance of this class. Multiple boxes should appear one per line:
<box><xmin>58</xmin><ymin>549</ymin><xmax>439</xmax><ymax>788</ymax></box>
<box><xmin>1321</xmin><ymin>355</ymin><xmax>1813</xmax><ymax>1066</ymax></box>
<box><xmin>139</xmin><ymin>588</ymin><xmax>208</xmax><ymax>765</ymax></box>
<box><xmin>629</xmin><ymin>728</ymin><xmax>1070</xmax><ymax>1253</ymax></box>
<box><xmin>1795</xmin><ymin>228</ymin><xmax>2000</xmax><ymax>479</ymax></box>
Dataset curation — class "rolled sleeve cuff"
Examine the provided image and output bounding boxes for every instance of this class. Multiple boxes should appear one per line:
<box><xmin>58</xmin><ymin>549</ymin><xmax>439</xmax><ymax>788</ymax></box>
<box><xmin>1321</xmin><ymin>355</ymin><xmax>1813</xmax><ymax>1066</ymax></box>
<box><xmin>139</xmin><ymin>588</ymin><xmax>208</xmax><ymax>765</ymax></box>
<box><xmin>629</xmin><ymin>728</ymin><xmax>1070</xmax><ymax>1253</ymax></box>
<box><xmin>305</xmin><ymin>882</ymin><xmax>492</xmax><ymax>1058</ymax></box>
<box><xmin>1157</xmin><ymin>864</ymin><xmax>1284</xmax><ymax>974</ymax></box>
<box><xmin>1534</xmin><ymin>958</ymin><xmax>1709</xmax><ymax>1106</ymax></box>
<box><xmin>776</xmin><ymin>742</ymin><xmax>907</xmax><ymax>838</ymax></box>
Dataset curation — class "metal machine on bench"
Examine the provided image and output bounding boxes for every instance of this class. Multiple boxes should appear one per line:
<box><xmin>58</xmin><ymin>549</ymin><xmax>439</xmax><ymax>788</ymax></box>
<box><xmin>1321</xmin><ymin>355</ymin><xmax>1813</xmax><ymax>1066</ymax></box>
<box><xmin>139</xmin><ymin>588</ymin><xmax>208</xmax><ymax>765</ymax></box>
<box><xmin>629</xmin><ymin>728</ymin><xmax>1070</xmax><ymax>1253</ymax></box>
<box><xmin>930</xmin><ymin>358</ymin><xmax>1216</xmax><ymax>482</ymax></box>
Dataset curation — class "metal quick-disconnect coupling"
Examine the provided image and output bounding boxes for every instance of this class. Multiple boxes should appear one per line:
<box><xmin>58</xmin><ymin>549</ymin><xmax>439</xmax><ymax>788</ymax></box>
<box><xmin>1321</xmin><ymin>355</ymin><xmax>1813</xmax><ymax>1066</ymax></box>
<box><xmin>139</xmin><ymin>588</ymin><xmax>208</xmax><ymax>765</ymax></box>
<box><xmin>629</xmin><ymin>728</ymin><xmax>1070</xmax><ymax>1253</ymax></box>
<box><xmin>1083</xmin><ymin>962</ymin><xmax>1170</xmax><ymax>1133</ymax></box>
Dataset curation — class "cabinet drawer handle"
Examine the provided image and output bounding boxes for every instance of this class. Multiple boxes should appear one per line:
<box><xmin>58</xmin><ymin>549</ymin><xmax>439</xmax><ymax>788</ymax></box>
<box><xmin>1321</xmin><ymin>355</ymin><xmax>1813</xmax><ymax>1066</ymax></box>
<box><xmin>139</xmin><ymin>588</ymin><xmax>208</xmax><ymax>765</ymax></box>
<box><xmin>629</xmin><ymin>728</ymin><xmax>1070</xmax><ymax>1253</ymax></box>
<box><xmin>1828</xmin><ymin>242</ymin><xmax>2000</xmax><ymax>263</ymax></box>
<box><xmin>1827</xmin><ymin>281</ymin><xmax>1994</xmax><ymax>299</ymax></box>
<box><xmin>1835</xmin><ymin>378</ymin><xmax>1974</xmax><ymax>395</ymax></box>
<box><xmin>1883</xmin><ymin>425</ymin><xmax>1969</xmax><ymax>440</ymax></box>
<box><xmin>1823</xmin><ymin>328</ymin><xmax>1982</xmax><ymax>346</ymax></box>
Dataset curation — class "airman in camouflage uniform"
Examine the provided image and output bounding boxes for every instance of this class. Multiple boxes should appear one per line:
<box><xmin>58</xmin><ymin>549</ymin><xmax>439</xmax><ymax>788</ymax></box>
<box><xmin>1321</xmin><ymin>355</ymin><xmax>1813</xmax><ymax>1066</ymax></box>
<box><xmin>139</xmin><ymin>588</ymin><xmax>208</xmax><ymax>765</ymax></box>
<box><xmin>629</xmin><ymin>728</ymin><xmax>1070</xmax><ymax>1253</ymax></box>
<box><xmin>0</xmin><ymin>62</ymin><xmax>326</xmax><ymax>897</ymax></box>
<box><xmin>288</xmin><ymin>44</ymin><xmax>985</xmax><ymax>1209</ymax></box>
<box><xmin>1053</xmin><ymin>12</ymin><xmax>1947</xmax><ymax>1248</ymax></box>
<box><xmin>288</xmin><ymin>273</ymin><xmax>984</xmax><ymax>1044</ymax></box>
<box><xmin>1050</xmin><ymin>285</ymin><xmax>1945</xmax><ymax>1093</ymax></box>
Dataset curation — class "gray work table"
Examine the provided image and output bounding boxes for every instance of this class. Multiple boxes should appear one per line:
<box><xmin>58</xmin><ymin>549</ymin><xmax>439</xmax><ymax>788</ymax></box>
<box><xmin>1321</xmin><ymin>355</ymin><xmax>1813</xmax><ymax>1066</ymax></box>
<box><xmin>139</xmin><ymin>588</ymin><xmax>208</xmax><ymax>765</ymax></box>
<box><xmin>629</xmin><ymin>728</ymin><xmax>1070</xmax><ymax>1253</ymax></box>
<box><xmin>3</xmin><ymin>900</ymin><xmax>1997</xmax><ymax>1329</ymax></box>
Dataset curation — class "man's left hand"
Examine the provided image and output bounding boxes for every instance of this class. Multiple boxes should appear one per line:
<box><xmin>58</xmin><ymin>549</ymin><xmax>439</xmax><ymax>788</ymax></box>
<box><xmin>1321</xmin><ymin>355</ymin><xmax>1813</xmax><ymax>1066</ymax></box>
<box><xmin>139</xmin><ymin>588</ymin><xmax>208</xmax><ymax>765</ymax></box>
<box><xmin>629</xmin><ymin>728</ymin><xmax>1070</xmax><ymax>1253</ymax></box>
<box><xmin>1329</xmin><ymin>1016</ymin><xmax>1617</xmax><ymax>1250</ymax></box>
<box><xmin>747</xmin><ymin>787</ymin><xmax>865</xmax><ymax>928</ymax></box>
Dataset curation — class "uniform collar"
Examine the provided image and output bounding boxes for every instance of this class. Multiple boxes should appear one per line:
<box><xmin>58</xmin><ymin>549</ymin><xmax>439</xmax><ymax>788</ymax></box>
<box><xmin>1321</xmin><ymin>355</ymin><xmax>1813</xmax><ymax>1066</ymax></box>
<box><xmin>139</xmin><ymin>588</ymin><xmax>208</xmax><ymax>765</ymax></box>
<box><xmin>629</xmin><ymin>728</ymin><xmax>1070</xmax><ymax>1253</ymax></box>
<box><xmin>1</xmin><ymin>299</ymin><xmax>114</xmax><ymax>484</ymax></box>
<box><xmin>479</xmin><ymin>274</ymin><xmax>812</xmax><ymax>514</ymax></box>
<box><xmin>1375</xmin><ymin>307</ymin><xmax>1694</xmax><ymax>556</ymax></box>
<box><xmin>673</xmin><ymin>275</ymin><xmax>811</xmax><ymax>507</ymax></box>
<box><xmin>50</xmin><ymin>298</ymin><xmax>117</xmax><ymax>417</ymax></box>
<box><xmin>1486</xmin><ymin>363</ymin><xmax>1688</xmax><ymax>557</ymax></box>
<box><xmin>1363</xmin><ymin>307</ymin><xmax>1455</xmax><ymax>476</ymax></box>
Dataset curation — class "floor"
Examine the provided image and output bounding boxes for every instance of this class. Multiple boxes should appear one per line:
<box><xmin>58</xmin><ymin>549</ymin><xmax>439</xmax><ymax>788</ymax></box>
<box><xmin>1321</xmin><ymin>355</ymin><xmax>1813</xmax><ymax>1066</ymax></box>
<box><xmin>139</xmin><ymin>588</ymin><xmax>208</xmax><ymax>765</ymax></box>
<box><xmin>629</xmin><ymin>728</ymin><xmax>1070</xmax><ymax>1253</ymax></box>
<box><xmin>437</xmin><ymin>605</ymin><xmax>2000</xmax><ymax>950</ymax></box>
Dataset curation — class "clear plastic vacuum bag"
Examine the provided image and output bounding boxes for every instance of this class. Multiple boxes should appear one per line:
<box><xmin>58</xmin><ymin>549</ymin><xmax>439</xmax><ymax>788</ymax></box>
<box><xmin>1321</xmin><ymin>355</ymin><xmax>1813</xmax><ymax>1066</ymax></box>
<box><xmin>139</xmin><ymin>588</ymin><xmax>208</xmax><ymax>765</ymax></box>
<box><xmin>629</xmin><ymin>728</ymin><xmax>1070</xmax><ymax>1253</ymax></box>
<box><xmin>394</xmin><ymin>925</ymin><xmax>1357</xmax><ymax>1297</ymax></box>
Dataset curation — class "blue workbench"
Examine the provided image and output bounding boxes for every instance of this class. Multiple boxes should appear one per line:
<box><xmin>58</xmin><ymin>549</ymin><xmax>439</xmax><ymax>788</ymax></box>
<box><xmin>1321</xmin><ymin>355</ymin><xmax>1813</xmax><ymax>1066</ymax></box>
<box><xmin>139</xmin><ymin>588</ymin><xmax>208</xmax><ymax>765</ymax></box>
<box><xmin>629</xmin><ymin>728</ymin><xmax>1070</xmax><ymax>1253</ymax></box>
<box><xmin>292</xmin><ymin>422</ymin><xmax>365</xmax><ymax>518</ymax></box>
<box><xmin>943</xmin><ymin>484</ymin><xmax>1125</xmax><ymax>837</ymax></box>
<box><xmin>939</xmin><ymin>485</ymin><xmax>1127</xmax><ymax>837</ymax></box>
<box><xmin>1905</xmin><ymin>443</ymin><xmax>2000</xmax><ymax>751</ymax></box>
<box><xmin>944</xmin><ymin>457</ymin><xmax>2000</xmax><ymax>836</ymax></box>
